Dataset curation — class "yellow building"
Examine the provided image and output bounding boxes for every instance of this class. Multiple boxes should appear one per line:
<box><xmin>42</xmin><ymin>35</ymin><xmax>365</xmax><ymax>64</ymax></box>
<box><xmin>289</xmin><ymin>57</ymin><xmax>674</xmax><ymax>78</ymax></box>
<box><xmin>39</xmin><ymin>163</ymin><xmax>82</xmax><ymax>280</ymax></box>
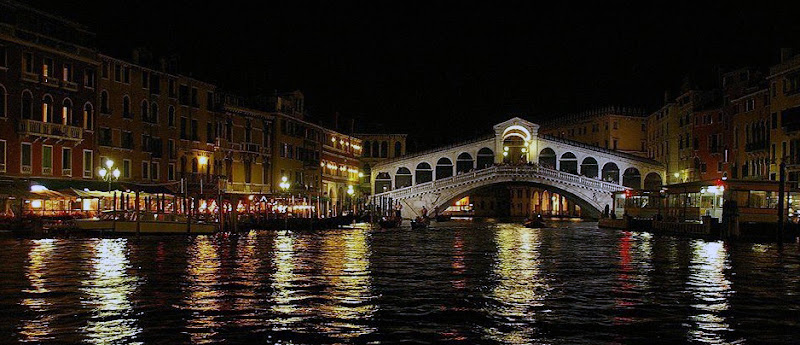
<box><xmin>355</xmin><ymin>133</ymin><xmax>407</xmax><ymax>193</ymax></box>
<box><xmin>321</xmin><ymin>128</ymin><xmax>362</xmax><ymax>216</ymax></box>
<box><xmin>219</xmin><ymin>94</ymin><xmax>271</xmax><ymax>194</ymax></box>
<box><xmin>540</xmin><ymin>107</ymin><xmax>647</xmax><ymax>155</ymax></box>
<box><xmin>768</xmin><ymin>50</ymin><xmax>800</xmax><ymax>186</ymax></box>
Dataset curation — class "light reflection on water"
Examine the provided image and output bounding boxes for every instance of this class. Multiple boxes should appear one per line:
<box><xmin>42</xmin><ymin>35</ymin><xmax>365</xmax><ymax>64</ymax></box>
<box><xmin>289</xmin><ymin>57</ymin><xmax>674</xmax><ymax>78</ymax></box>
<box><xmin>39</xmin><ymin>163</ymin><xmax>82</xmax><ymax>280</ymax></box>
<box><xmin>19</xmin><ymin>239</ymin><xmax>56</xmax><ymax>342</ymax></box>
<box><xmin>485</xmin><ymin>224</ymin><xmax>548</xmax><ymax>344</ymax></box>
<box><xmin>3</xmin><ymin>223</ymin><xmax>800</xmax><ymax>344</ymax></box>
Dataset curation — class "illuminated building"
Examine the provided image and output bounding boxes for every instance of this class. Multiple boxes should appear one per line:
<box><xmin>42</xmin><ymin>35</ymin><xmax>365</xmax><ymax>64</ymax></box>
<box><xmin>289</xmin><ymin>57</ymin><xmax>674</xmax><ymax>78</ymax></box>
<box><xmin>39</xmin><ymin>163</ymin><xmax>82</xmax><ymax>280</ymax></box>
<box><xmin>354</xmin><ymin>133</ymin><xmax>407</xmax><ymax>194</ymax></box>
<box><xmin>321</xmin><ymin>128</ymin><xmax>362</xmax><ymax>216</ymax></box>
<box><xmin>540</xmin><ymin>107</ymin><xmax>648</xmax><ymax>156</ymax></box>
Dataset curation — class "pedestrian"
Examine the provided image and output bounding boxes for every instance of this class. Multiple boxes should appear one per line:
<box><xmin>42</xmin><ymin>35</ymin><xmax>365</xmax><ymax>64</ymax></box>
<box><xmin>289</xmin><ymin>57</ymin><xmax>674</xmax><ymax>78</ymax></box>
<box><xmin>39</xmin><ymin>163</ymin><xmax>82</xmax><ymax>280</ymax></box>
<box><xmin>421</xmin><ymin>206</ymin><xmax>428</xmax><ymax>218</ymax></box>
<box><xmin>395</xmin><ymin>202</ymin><xmax>402</xmax><ymax>219</ymax></box>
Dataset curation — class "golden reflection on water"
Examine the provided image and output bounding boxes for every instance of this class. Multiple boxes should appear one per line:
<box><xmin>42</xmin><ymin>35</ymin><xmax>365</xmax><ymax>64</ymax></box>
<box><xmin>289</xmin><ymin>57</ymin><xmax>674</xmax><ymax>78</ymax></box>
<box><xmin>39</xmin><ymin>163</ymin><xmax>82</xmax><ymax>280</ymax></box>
<box><xmin>686</xmin><ymin>240</ymin><xmax>736</xmax><ymax>344</ymax></box>
<box><xmin>81</xmin><ymin>238</ymin><xmax>142</xmax><ymax>345</ymax></box>
<box><xmin>451</xmin><ymin>231</ymin><xmax>466</xmax><ymax>290</ymax></box>
<box><xmin>19</xmin><ymin>239</ymin><xmax>56</xmax><ymax>342</ymax></box>
<box><xmin>183</xmin><ymin>236</ymin><xmax>223</xmax><ymax>344</ymax></box>
<box><xmin>269</xmin><ymin>232</ymin><xmax>306</xmax><ymax>330</ymax></box>
<box><xmin>317</xmin><ymin>229</ymin><xmax>376</xmax><ymax>338</ymax></box>
<box><xmin>485</xmin><ymin>224</ymin><xmax>548</xmax><ymax>344</ymax></box>
<box><xmin>232</xmin><ymin>231</ymin><xmax>264</xmax><ymax>327</ymax></box>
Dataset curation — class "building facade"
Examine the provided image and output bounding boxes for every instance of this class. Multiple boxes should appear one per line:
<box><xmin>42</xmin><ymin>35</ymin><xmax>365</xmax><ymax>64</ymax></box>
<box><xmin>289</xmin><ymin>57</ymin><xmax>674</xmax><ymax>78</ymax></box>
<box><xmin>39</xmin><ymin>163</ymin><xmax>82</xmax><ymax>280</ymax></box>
<box><xmin>540</xmin><ymin>107</ymin><xmax>648</xmax><ymax>156</ymax></box>
<box><xmin>0</xmin><ymin>1</ymin><xmax>98</xmax><ymax>185</ymax></box>
<box><xmin>321</xmin><ymin>128</ymin><xmax>362</xmax><ymax>216</ymax></box>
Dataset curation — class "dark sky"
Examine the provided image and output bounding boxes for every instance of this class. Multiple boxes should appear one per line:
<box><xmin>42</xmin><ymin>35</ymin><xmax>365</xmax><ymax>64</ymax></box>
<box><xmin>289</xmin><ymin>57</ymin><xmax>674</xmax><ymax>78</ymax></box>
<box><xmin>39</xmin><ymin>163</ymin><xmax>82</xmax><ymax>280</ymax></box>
<box><xmin>35</xmin><ymin>1</ymin><xmax>800</xmax><ymax>150</ymax></box>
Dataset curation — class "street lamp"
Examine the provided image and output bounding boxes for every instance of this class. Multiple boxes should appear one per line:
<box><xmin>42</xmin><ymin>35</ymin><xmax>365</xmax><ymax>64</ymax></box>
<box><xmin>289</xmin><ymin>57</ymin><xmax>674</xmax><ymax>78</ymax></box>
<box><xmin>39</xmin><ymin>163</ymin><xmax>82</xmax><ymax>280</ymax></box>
<box><xmin>280</xmin><ymin>176</ymin><xmax>291</xmax><ymax>229</ymax></box>
<box><xmin>98</xmin><ymin>158</ymin><xmax>121</xmax><ymax>192</ymax></box>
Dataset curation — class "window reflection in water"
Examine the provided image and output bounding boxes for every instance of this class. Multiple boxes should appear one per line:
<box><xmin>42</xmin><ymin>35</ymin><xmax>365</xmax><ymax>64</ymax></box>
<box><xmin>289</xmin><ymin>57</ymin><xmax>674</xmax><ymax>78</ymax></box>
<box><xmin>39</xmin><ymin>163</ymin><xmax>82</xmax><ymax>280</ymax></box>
<box><xmin>19</xmin><ymin>239</ymin><xmax>56</xmax><ymax>342</ymax></box>
<box><xmin>183</xmin><ymin>236</ymin><xmax>223</xmax><ymax>344</ymax></box>
<box><xmin>317</xmin><ymin>229</ymin><xmax>376</xmax><ymax>339</ymax></box>
<box><xmin>485</xmin><ymin>224</ymin><xmax>548</xmax><ymax>344</ymax></box>
<box><xmin>686</xmin><ymin>240</ymin><xmax>738</xmax><ymax>344</ymax></box>
<box><xmin>80</xmin><ymin>238</ymin><xmax>142</xmax><ymax>345</ymax></box>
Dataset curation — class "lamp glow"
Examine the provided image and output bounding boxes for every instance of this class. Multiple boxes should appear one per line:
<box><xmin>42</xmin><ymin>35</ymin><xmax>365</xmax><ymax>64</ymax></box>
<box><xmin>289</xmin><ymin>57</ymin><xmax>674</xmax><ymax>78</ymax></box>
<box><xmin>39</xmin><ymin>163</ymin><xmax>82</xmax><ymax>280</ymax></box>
<box><xmin>112</xmin><ymin>168</ymin><xmax>121</xmax><ymax>178</ymax></box>
<box><xmin>198</xmin><ymin>156</ymin><xmax>208</xmax><ymax>165</ymax></box>
<box><xmin>98</xmin><ymin>168</ymin><xmax>107</xmax><ymax>178</ymax></box>
<box><xmin>105</xmin><ymin>159</ymin><xmax>114</xmax><ymax>169</ymax></box>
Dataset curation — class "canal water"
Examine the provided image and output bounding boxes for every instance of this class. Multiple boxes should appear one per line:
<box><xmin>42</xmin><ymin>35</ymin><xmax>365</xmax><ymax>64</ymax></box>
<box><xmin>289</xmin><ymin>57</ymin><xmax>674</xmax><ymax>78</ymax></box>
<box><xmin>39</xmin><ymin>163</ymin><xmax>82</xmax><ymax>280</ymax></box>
<box><xmin>0</xmin><ymin>222</ymin><xmax>799</xmax><ymax>344</ymax></box>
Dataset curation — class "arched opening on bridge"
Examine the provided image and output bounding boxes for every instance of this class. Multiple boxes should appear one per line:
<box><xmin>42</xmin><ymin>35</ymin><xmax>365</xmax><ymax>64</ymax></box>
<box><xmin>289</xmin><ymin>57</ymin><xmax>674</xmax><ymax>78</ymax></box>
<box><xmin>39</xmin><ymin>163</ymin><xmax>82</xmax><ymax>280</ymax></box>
<box><xmin>395</xmin><ymin>167</ymin><xmax>412</xmax><ymax>189</ymax></box>
<box><xmin>539</xmin><ymin>148</ymin><xmax>556</xmax><ymax>169</ymax></box>
<box><xmin>456</xmin><ymin>152</ymin><xmax>474</xmax><ymax>174</ymax></box>
<box><xmin>436</xmin><ymin>157</ymin><xmax>454</xmax><ymax>179</ymax></box>
<box><xmin>375</xmin><ymin>172</ymin><xmax>392</xmax><ymax>193</ymax></box>
<box><xmin>415</xmin><ymin>162</ymin><xmax>433</xmax><ymax>184</ymax></box>
<box><xmin>643</xmin><ymin>172</ymin><xmax>663</xmax><ymax>190</ymax></box>
<box><xmin>477</xmin><ymin>148</ymin><xmax>494</xmax><ymax>169</ymax></box>
<box><xmin>580</xmin><ymin>157</ymin><xmax>598</xmax><ymax>178</ymax></box>
<box><xmin>502</xmin><ymin>136</ymin><xmax>527</xmax><ymax>164</ymax></box>
<box><xmin>559</xmin><ymin>152</ymin><xmax>578</xmax><ymax>174</ymax></box>
<box><xmin>602</xmin><ymin>162</ymin><xmax>620</xmax><ymax>184</ymax></box>
<box><xmin>622</xmin><ymin>167</ymin><xmax>642</xmax><ymax>188</ymax></box>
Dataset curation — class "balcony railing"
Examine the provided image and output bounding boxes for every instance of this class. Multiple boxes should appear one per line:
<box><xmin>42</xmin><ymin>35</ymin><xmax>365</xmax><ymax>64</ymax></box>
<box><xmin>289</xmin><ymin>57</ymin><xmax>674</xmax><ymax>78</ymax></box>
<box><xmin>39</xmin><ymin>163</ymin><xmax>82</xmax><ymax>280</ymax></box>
<box><xmin>18</xmin><ymin>119</ymin><xmax>83</xmax><ymax>141</ymax></box>
<box><xmin>62</xmin><ymin>168</ymin><xmax>71</xmax><ymax>176</ymax></box>
<box><xmin>62</xmin><ymin>80</ymin><xmax>78</xmax><ymax>91</ymax></box>
<box><xmin>41</xmin><ymin>75</ymin><xmax>60</xmax><ymax>87</ymax></box>
<box><xmin>22</xmin><ymin>72</ymin><xmax>39</xmax><ymax>82</ymax></box>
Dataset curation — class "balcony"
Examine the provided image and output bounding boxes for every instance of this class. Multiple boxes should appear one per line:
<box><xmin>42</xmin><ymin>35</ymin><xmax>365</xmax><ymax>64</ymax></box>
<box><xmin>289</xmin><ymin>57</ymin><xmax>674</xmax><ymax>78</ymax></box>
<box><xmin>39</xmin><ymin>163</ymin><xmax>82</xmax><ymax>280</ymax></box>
<box><xmin>745</xmin><ymin>141</ymin><xmax>768</xmax><ymax>152</ymax></box>
<box><xmin>41</xmin><ymin>75</ymin><xmax>60</xmax><ymax>87</ymax></box>
<box><xmin>18</xmin><ymin>119</ymin><xmax>83</xmax><ymax>141</ymax></box>
<box><xmin>244</xmin><ymin>142</ymin><xmax>260</xmax><ymax>153</ymax></box>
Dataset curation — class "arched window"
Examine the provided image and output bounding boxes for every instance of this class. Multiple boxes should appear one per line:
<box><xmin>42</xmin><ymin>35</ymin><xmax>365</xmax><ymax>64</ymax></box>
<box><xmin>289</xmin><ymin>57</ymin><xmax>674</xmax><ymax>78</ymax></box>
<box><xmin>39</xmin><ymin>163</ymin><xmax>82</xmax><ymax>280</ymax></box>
<box><xmin>0</xmin><ymin>84</ymin><xmax>6</xmax><ymax>118</ymax></box>
<box><xmin>394</xmin><ymin>141</ymin><xmax>402</xmax><ymax>157</ymax></box>
<box><xmin>395</xmin><ymin>167</ymin><xmax>412</xmax><ymax>188</ymax></box>
<box><xmin>168</xmin><ymin>106</ymin><xmax>175</xmax><ymax>127</ymax></box>
<box><xmin>380</xmin><ymin>141</ymin><xmax>388</xmax><ymax>158</ymax></box>
<box><xmin>456</xmin><ymin>152</ymin><xmax>474</xmax><ymax>173</ymax></box>
<box><xmin>122</xmin><ymin>95</ymin><xmax>131</xmax><ymax>118</ymax></box>
<box><xmin>61</xmin><ymin>98</ymin><xmax>72</xmax><ymax>125</ymax></box>
<box><xmin>141</xmin><ymin>100</ymin><xmax>149</xmax><ymax>121</ymax></box>
<box><xmin>559</xmin><ymin>152</ymin><xmax>578</xmax><ymax>174</ymax></box>
<box><xmin>602</xmin><ymin>162</ymin><xmax>620</xmax><ymax>184</ymax></box>
<box><xmin>83</xmin><ymin>103</ymin><xmax>94</xmax><ymax>130</ymax></box>
<box><xmin>476</xmin><ymin>148</ymin><xmax>494</xmax><ymax>169</ymax></box>
<box><xmin>580</xmin><ymin>157</ymin><xmax>598</xmax><ymax>178</ymax></box>
<box><xmin>435</xmin><ymin>157</ymin><xmax>453</xmax><ymax>179</ymax></box>
<box><xmin>21</xmin><ymin>91</ymin><xmax>33</xmax><ymax>120</ymax></box>
<box><xmin>622</xmin><ymin>167</ymin><xmax>642</xmax><ymax>188</ymax></box>
<box><xmin>192</xmin><ymin>157</ymin><xmax>199</xmax><ymax>173</ymax></box>
<box><xmin>415</xmin><ymin>162</ymin><xmax>433</xmax><ymax>184</ymax></box>
<box><xmin>42</xmin><ymin>95</ymin><xmax>53</xmax><ymax>122</ymax></box>
<box><xmin>372</xmin><ymin>141</ymin><xmax>379</xmax><ymax>157</ymax></box>
<box><xmin>539</xmin><ymin>148</ymin><xmax>556</xmax><ymax>169</ymax></box>
<box><xmin>150</xmin><ymin>102</ymin><xmax>158</xmax><ymax>123</ymax></box>
<box><xmin>363</xmin><ymin>140</ymin><xmax>371</xmax><ymax>157</ymax></box>
<box><xmin>374</xmin><ymin>172</ymin><xmax>392</xmax><ymax>192</ymax></box>
<box><xmin>100</xmin><ymin>90</ymin><xmax>109</xmax><ymax>114</ymax></box>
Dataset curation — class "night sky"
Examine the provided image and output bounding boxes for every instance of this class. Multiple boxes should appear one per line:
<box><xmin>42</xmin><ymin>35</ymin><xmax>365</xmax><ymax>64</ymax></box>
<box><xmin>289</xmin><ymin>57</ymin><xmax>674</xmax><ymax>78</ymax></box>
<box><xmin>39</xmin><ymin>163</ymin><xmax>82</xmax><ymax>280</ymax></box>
<box><xmin>36</xmin><ymin>1</ymin><xmax>800</xmax><ymax>150</ymax></box>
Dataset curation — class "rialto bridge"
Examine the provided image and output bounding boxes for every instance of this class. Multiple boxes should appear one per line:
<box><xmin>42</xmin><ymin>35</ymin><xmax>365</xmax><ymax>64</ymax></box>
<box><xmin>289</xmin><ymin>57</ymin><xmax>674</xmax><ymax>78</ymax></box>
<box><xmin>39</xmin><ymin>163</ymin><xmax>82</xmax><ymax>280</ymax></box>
<box><xmin>370</xmin><ymin>118</ymin><xmax>665</xmax><ymax>219</ymax></box>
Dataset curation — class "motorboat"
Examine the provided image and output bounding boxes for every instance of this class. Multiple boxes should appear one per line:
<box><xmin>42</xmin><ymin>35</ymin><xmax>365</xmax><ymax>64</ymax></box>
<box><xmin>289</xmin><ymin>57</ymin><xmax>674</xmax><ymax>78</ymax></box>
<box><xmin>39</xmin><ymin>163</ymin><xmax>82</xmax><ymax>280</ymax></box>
<box><xmin>75</xmin><ymin>211</ymin><xmax>217</xmax><ymax>234</ymax></box>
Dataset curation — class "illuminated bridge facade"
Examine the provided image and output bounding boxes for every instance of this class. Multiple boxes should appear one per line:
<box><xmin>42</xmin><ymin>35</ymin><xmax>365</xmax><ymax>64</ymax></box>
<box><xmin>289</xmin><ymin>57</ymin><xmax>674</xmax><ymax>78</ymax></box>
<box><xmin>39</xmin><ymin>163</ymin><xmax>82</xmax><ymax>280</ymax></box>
<box><xmin>370</xmin><ymin>118</ymin><xmax>665</xmax><ymax>218</ymax></box>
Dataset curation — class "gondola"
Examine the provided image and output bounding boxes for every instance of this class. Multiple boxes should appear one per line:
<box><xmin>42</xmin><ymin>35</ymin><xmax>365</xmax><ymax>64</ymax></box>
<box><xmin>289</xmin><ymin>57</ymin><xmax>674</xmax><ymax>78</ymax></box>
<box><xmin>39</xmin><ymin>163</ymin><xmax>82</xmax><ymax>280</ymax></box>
<box><xmin>523</xmin><ymin>215</ymin><xmax>547</xmax><ymax>228</ymax></box>
<box><xmin>378</xmin><ymin>217</ymin><xmax>401</xmax><ymax>229</ymax></box>
<box><xmin>410</xmin><ymin>217</ymin><xmax>430</xmax><ymax>230</ymax></box>
<box><xmin>435</xmin><ymin>214</ymin><xmax>451</xmax><ymax>222</ymax></box>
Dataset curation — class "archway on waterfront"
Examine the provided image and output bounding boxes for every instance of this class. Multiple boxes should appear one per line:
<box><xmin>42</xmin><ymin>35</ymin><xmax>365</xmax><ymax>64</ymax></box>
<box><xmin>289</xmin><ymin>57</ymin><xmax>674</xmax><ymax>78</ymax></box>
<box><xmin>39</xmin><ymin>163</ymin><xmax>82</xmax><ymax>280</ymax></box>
<box><xmin>602</xmin><ymin>162</ymin><xmax>620</xmax><ymax>184</ymax></box>
<box><xmin>436</xmin><ymin>157</ymin><xmax>454</xmax><ymax>179</ymax></box>
<box><xmin>643</xmin><ymin>172</ymin><xmax>662</xmax><ymax>190</ymax></box>
<box><xmin>456</xmin><ymin>152</ymin><xmax>474</xmax><ymax>174</ymax></box>
<box><xmin>395</xmin><ymin>167</ymin><xmax>412</xmax><ymax>189</ymax></box>
<box><xmin>539</xmin><ymin>148</ymin><xmax>556</xmax><ymax>169</ymax></box>
<box><xmin>477</xmin><ymin>148</ymin><xmax>494</xmax><ymax>169</ymax></box>
<box><xmin>580</xmin><ymin>157</ymin><xmax>598</xmax><ymax>178</ymax></box>
<box><xmin>622</xmin><ymin>167</ymin><xmax>641</xmax><ymax>188</ymax></box>
<box><xmin>415</xmin><ymin>162</ymin><xmax>433</xmax><ymax>184</ymax></box>
<box><xmin>559</xmin><ymin>152</ymin><xmax>578</xmax><ymax>174</ymax></box>
<box><xmin>375</xmin><ymin>172</ymin><xmax>392</xmax><ymax>193</ymax></box>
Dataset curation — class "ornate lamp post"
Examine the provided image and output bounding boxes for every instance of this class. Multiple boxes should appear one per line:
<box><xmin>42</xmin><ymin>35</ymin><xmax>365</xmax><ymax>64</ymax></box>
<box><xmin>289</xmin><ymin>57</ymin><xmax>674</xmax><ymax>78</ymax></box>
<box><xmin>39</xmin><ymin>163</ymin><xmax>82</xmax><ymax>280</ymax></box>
<box><xmin>98</xmin><ymin>158</ymin><xmax>121</xmax><ymax>192</ymax></box>
<box><xmin>347</xmin><ymin>184</ymin><xmax>354</xmax><ymax>214</ymax></box>
<box><xmin>280</xmin><ymin>176</ymin><xmax>291</xmax><ymax>229</ymax></box>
